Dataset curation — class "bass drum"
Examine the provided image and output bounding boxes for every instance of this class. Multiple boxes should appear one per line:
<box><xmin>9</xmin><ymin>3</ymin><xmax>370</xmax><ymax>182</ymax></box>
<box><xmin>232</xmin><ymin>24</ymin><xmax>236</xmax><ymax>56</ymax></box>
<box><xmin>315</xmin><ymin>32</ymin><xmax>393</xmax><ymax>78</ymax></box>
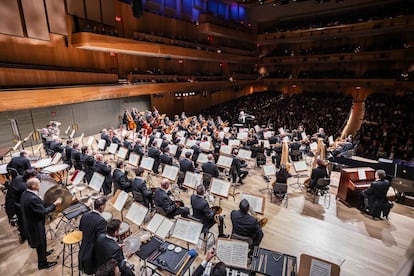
<box><xmin>39</xmin><ymin>176</ymin><xmax>58</xmax><ymax>199</ymax></box>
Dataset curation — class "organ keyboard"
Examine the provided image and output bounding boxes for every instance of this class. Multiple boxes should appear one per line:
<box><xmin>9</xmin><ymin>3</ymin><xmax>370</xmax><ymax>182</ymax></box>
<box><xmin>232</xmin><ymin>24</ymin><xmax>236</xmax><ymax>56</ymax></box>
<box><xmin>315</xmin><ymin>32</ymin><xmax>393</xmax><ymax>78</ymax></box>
<box><xmin>337</xmin><ymin>167</ymin><xmax>375</xmax><ymax>207</ymax></box>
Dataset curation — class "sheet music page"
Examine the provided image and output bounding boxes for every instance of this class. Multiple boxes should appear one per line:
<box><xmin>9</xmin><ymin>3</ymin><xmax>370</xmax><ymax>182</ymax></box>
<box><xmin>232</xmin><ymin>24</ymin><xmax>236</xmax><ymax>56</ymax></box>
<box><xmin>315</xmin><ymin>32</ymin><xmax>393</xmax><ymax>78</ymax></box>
<box><xmin>51</xmin><ymin>152</ymin><xmax>62</xmax><ymax>164</ymax></box>
<box><xmin>142</xmin><ymin>136</ymin><xmax>149</xmax><ymax>146</ymax></box>
<box><xmin>218</xmin><ymin>131</ymin><xmax>225</xmax><ymax>139</ymax></box>
<box><xmin>301</xmin><ymin>132</ymin><xmax>307</xmax><ymax>140</ymax></box>
<box><xmin>140</xmin><ymin>157</ymin><xmax>155</xmax><ymax>171</ymax></box>
<box><xmin>113</xmin><ymin>190</ymin><xmax>129</xmax><ymax>211</ymax></box>
<box><xmin>237</xmin><ymin>149</ymin><xmax>251</xmax><ymax>159</ymax></box>
<box><xmin>217</xmin><ymin>239</ymin><xmax>248</xmax><ymax>268</ymax></box>
<box><xmin>197</xmin><ymin>153</ymin><xmax>208</xmax><ymax>164</ymax></box>
<box><xmin>164</xmin><ymin>134</ymin><xmax>172</xmax><ymax>141</ymax></box>
<box><xmin>228</xmin><ymin>139</ymin><xmax>240</xmax><ymax>147</ymax></box>
<box><xmin>183</xmin><ymin>172</ymin><xmax>202</xmax><ymax>189</ymax></box>
<box><xmin>156</xmin><ymin>218</ymin><xmax>174</xmax><ymax>239</ymax></box>
<box><xmin>210</xmin><ymin>178</ymin><xmax>230</xmax><ymax>198</ymax></box>
<box><xmin>264</xmin><ymin>131</ymin><xmax>274</xmax><ymax>139</ymax></box>
<box><xmin>128</xmin><ymin>153</ymin><xmax>140</xmax><ymax>167</ymax></box>
<box><xmin>89</xmin><ymin>172</ymin><xmax>105</xmax><ymax>192</ymax></box>
<box><xmin>259</xmin><ymin>140</ymin><xmax>270</xmax><ymax>148</ymax></box>
<box><xmin>310</xmin><ymin>259</ymin><xmax>332</xmax><ymax>276</ymax></box>
<box><xmin>220</xmin><ymin>145</ymin><xmax>232</xmax><ymax>155</ymax></box>
<box><xmin>154</xmin><ymin>138</ymin><xmax>163</xmax><ymax>147</ymax></box>
<box><xmin>357</xmin><ymin>168</ymin><xmax>367</xmax><ymax>180</ymax></box>
<box><xmin>177</xmin><ymin>130</ymin><xmax>186</xmax><ymax>138</ymax></box>
<box><xmin>146</xmin><ymin>213</ymin><xmax>164</xmax><ymax>234</ymax></box>
<box><xmin>87</xmin><ymin>136</ymin><xmax>94</xmax><ymax>146</ymax></box>
<box><xmin>310</xmin><ymin>142</ymin><xmax>318</xmax><ymax>151</ymax></box>
<box><xmin>155</xmin><ymin>132</ymin><xmax>161</xmax><ymax>138</ymax></box>
<box><xmin>293</xmin><ymin>161</ymin><xmax>308</xmax><ymax>172</ymax></box>
<box><xmin>98</xmin><ymin>139</ymin><xmax>106</xmax><ymax>150</ymax></box>
<box><xmin>186</xmin><ymin>139</ymin><xmax>196</xmax><ymax>147</ymax></box>
<box><xmin>217</xmin><ymin>155</ymin><xmax>233</xmax><ymax>168</ymax></box>
<box><xmin>200</xmin><ymin>141</ymin><xmax>211</xmax><ymax>151</ymax></box>
<box><xmin>237</xmin><ymin>132</ymin><xmax>248</xmax><ymax>140</ymax></box>
<box><xmin>263</xmin><ymin>165</ymin><xmax>276</xmax><ymax>176</ymax></box>
<box><xmin>161</xmin><ymin>165</ymin><xmax>179</xmax><ymax>181</ymax></box>
<box><xmin>126</xmin><ymin>202</ymin><xmax>148</xmax><ymax>226</ymax></box>
<box><xmin>72</xmin><ymin>171</ymin><xmax>85</xmax><ymax>185</ymax></box>
<box><xmin>108</xmin><ymin>143</ymin><xmax>118</xmax><ymax>154</ymax></box>
<box><xmin>223</xmin><ymin>127</ymin><xmax>230</xmax><ymax>133</ymax></box>
<box><xmin>169</xmin><ymin>144</ymin><xmax>178</xmax><ymax>155</ymax></box>
<box><xmin>117</xmin><ymin>147</ymin><xmax>128</xmax><ymax>159</ymax></box>
<box><xmin>181</xmin><ymin>148</ymin><xmax>194</xmax><ymax>157</ymax></box>
<box><xmin>241</xmin><ymin>194</ymin><xmax>263</xmax><ymax>214</ymax></box>
<box><xmin>172</xmin><ymin>218</ymin><xmax>203</xmax><ymax>244</ymax></box>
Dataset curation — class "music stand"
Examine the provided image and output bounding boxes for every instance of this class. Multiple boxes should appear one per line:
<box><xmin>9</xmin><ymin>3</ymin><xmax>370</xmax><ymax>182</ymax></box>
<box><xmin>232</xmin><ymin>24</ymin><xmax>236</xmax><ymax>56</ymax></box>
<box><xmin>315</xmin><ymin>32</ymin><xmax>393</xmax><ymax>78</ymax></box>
<box><xmin>260</xmin><ymin>164</ymin><xmax>276</xmax><ymax>195</ymax></box>
<box><xmin>290</xmin><ymin>161</ymin><xmax>308</xmax><ymax>191</ymax></box>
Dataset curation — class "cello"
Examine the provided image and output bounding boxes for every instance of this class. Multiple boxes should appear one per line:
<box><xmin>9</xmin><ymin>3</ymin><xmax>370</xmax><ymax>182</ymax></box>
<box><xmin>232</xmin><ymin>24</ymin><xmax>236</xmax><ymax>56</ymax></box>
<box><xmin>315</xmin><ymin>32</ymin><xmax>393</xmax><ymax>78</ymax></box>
<box><xmin>126</xmin><ymin>110</ymin><xmax>137</xmax><ymax>130</ymax></box>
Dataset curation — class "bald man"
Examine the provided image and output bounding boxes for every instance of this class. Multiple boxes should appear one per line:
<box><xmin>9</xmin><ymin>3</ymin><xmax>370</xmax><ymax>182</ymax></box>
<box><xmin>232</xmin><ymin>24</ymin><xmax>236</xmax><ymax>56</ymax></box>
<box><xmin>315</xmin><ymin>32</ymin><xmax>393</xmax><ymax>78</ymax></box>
<box><xmin>154</xmin><ymin>179</ymin><xmax>189</xmax><ymax>219</ymax></box>
<box><xmin>20</xmin><ymin>178</ymin><xmax>61</xmax><ymax>269</ymax></box>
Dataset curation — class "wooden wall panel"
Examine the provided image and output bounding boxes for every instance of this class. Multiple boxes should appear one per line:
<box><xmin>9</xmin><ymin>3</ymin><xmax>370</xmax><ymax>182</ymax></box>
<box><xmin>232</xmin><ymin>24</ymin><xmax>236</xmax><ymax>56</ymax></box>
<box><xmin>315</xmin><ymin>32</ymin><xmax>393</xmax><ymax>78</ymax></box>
<box><xmin>67</xmin><ymin>0</ymin><xmax>86</xmax><ymax>18</ymax></box>
<box><xmin>85</xmin><ymin>0</ymin><xmax>102</xmax><ymax>23</ymax></box>
<box><xmin>0</xmin><ymin>0</ymin><xmax>24</xmax><ymax>37</ymax></box>
<box><xmin>45</xmin><ymin>0</ymin><xmax>68</xmax><ymax>35</ymax></box>
<box><xmin>21</xmin><ymin>0</ymin><xmax>50</xmax><ymax>40</ymax></box>
<box><xmin>101</xmin><ymin>0</ymin><xmax>115</xmax><ymax>26</ymax></box>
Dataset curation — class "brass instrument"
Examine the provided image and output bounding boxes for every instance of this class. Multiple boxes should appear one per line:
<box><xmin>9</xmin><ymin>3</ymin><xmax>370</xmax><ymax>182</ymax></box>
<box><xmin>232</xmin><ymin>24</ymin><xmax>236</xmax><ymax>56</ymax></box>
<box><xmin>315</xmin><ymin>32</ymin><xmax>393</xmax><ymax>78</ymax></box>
<box><xmin>145</xmin><ymin>171</ymin><xmax>155</xmax><ymax>192</ymax></box>
<box><xmin>249</xmin><ymin>207</ymin><xmax>268</xmax><ymax>228</ymax></box>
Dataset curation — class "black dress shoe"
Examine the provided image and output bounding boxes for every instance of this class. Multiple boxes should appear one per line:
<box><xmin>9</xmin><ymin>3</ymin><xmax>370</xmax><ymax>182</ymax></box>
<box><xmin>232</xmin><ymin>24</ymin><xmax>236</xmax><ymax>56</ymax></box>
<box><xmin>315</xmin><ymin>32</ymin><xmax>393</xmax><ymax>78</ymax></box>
<box><xmin>38</xmin><ymin>261</ymin><xmax>57</xmax><ymax>270</ymax></box>
<box><xmin>46</xmin><ymin>249</ymin><xmax>54</xmax><ymax>256</ymax></box>
<box><xmin>218</xmin><ymin>234</ymin><xmax>229</xmax><ymax>238</ymax></box>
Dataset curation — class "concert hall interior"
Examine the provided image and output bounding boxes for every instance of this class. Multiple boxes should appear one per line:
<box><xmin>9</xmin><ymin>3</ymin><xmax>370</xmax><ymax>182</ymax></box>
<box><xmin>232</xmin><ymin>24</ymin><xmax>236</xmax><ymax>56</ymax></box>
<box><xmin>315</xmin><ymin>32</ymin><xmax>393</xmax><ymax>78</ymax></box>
<box><xmin>1</xmin><ymin>0</ymin><xmax>414</xmax><ymax>275</ymax></box>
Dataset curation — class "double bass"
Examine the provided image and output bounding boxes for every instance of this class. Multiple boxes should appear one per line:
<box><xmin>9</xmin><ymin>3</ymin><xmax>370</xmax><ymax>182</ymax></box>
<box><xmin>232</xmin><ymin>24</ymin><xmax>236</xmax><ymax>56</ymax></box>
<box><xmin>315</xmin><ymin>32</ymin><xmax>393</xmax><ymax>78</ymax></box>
<box><xmin>125</xmin><ymin>110</ymin><xmax>136</xmax><ymax>130</ymax></box>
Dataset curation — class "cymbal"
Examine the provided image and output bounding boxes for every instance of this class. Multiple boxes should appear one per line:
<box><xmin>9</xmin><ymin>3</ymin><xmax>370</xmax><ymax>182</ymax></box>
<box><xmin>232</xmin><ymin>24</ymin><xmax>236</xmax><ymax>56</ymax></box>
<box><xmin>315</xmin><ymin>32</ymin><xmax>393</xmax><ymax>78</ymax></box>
<box><xmin>44</xmin><ymin>185</ymin><xmax>73</xmax><ymax>213</ymax></box>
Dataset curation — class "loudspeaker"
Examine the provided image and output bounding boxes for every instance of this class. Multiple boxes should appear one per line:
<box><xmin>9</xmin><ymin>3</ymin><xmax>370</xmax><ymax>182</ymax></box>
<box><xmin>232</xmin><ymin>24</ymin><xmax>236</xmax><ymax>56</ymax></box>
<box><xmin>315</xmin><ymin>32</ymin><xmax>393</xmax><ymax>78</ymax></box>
<box><xmin>132</xmin><ymin>0</ymin><xmax>143</xmax><ymax>18</ymax></box>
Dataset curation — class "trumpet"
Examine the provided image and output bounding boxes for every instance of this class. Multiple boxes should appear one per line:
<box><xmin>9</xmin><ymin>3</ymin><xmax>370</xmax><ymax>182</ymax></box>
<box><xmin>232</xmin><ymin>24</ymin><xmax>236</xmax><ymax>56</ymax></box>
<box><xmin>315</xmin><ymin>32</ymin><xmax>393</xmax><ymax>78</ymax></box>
<box><xmin>249</xmin><ymin>207</ymin><xmax>268</xmax><ymax>228</ymax></box>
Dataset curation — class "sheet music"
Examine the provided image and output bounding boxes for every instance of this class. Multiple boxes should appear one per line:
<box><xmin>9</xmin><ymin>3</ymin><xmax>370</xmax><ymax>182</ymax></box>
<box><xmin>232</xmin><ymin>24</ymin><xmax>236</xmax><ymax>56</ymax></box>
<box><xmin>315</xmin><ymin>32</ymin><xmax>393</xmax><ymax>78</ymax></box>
<box><xmin>180</xmin><ymin>148</ymin><xmax>194</xmax><ymax>157</ymax></box>
<box><xmin>220</xmin><ymin>145</ymin><xmax>232</xmax><ymax>155</ymax></box>
<box><xmin>117</xmin><ymin>147</ymin><xmax>128</xmax><ymax>160</ymax></box>
<box><xmin>328</xmin><ymin>136</ymin><xmax>334</xmax><ymax>146</ymax></box>
<box><xmin>51</xmin><ymin>152</ymin><xmax>62</xmax><ymax>164</ymax></box>
<box><xmin>72</xmin><ymin>171</ymin><xmax>85</xmax><ymax>185</ymax></box>
<box><xmin>263</xmin><ymin>165</ymin><xmax>276</xmax><ymax>176</ymax></box>
<box><xmin>87</xmin><ymin>136</ymin><xmax>94</xmax><ymax>146</ymax></box>
<box><xmin>186</xmin><ymin>139</ymin><xmax>197</xmax><ymax>148</ymax></box>
<box><xmin>177</xmin><ymin>130</ymin><xmax>186</xmax><ymax>138</ymax></box>
<box><xmin>237</xmin><ymin>149</ymin><xmax>251</xmax><ymax>159</ymax></box>
<box><xmin>210</xmin><ymin>178</ymin><xmax>231</xmax><ymax>198</ymax></box>
<box><xmin>168</xmin><ymin>144</ymin><xmax>178</xmax><ymax>155</ymax></box>
<box><xmin>155</xmin><ymin>132</ymin><xmax>161</xmax><ymax>138</ymax></box>
<box><xmin>217</xmin><ymin>155</ymin><xmax>233</xmax><ymax>169</ymax></box>
<box><xmin>140</xmin><ymin>157</ymin><xmax>155</xmax><ymax>171</ymax></box>
<box><xmin>217</xmin><ymin>239</ymin><xmax>249</xmax><ymax>268</ymax></box>
<box><xmin>197</xmin><ymin>153</ymin><xmax>208</xmax><ymax>164</ymax></box>
<box><xmin>161</xmin><ymin>165</ymin><xmax>179</xmax><ymax>181</ymax></box>
<box><xmin>98</xmin><ymin>139</ymin><xmax>106</xmax><ymax>150</ymax></box>
<box><xmin>218</xmin><ymin>131</ymin><xmax>225</xmax><ymax>139</ymax></box>
<box><xmin>183</xmin><ymin>172</ymin><xmax>202</xmax><ymax>189</ymax></box>
<box><xmin>200</xmin><ymin>141</ymin><xmax>211</xmax><ymax>151</ymax></box>
<box><xmin>310</xmin><ymin>259</ymin><xmax>331</xmax><ymax>276</ymax></box>
<box><xmin>113</xmin><ymin>190</ymin><xmax>129</xmax><ymax>211</ymax></box>
<box><xmin>310</xmin><ymin>142</ymin><xmax>318</xmax><ymax>151</ymax></box>
<box><xmin>146</xmin><ymin>213</ymin><xmax>164</xmax><ymax>234</ymax></box>
<box><xmin>154</xmin><ymin>138</ymin><xmax>163</xmax><ymax>147</ymax></box>
<box><xmin>126</xmin><ymin>202</ymin><xmax>148</xmax><ymax>226</ymax></box>
<box><xmin>128</xmin><ymin>153</ymin><xmax>140</xmax><ymax>167</ymax></box>
<box><xmin>146</xmin><ymin>214</ymin><xmax>174</xmax><ymax>239</ymax></box>
<box><xmin>241</xmin><ymin>193</ymin><xmax>264</xmax><ymax>214</ymax></box>
<box><xmin>259</xmin><ymin>140</ymin><xmax>270</xmax><ymax>148</ymax></box>
<box><xmin>108</xmin><ymin>143</ymin><xmax>118</xmax><ymax>154</ymax></box>
<box><xmin>89</xmin><ymin>172</ymin><xmax>105</xmax><ymax>192</ymax></box>
<box><xmin>357</xmin><ymin>168</ymin><xmax>367</xmax><ymax>180</ymax></box>
<box><xmin>263</xmin><ymin>131</ymin><xmax>274</xmax><ymax>139</ymax></box>
<box><xmin>293</xmin><ymin>161</ymin><xmax>308</xmax><ymax>172</ymax></box>
<box><xmin>228</xmin><ymin>139</ymin><xmax>240</xmax><ymax>147</ymax></box>
<box><xmin>172</xmin><ymin>218</ymin><xmax>203</xmax><ymax>245</ymax></box>
<box><xmin>223</xmin><ymin>127</ymin><xmax>230</xmax><ymax>133</ymax></box>
<box><xmin>237</xmin><ymin>132</ymin><xmax>248</xmax><ymax>140</ymax></box>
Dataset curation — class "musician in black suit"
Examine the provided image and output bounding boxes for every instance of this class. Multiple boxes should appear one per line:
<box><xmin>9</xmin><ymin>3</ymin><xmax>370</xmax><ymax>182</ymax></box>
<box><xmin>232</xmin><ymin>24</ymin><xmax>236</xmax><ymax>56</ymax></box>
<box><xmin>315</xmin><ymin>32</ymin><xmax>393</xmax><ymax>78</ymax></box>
<box><xmin>20</xmin><ymin>178</ymin><xmax>61</xmax><ymax>269</ymax></box>
<box><xmin>49</xmin><ymin>136</ymin><xmax>64</xmax><ymax>154</ymax></box>
<box><xmin>71</xmin><ymin>143</ymin><xmax>82</xmax><ymax>170</ymax></box>
<box><xmin>231</xmin><ymin>149</ymin><xmax>248</xmax><ymax>184</ymax></box>
<box><xmin>154</xmin><ymin>179</ymin><xmax>189</xmax><ymax>219</ymax></box>
<box><xmin>79</xmin><ymin>197</ymin><xmax>107</xmax><ymax>275</ymax></box>
<box><xmin>148</xmin><ymin>141</ymin><xmax>161</xmax><ymax>174</ymax></box>
<box><xmin>93</xmin><ymin>154</ymin><xmax>112</xmax><ymax>195</ymax></box>
<box><xmin>179</xmin><ymin>151</ymin><xmax>195</xmax><ymax>173</ymax></box>
<box><xmin>100</xmin><ymin>129</ymin><xmax>111</xmax><ymax>150</ymax></box>
<box><xmin>306</xmin><ymin>159</ymin><xmax>328</xmax><ymax>192</ymax></box>
<box><xmin>132</xmin><ymin>139</ymin><xmax>145</xmax><ymax>159</ymax></box>
<box><xmin>112</xmin><ymin>161</ymin><xmax>132</xmax><ymax>194</ymax></box>
<box><xmin>160</xmin><ymin>147</ymin><xmax>173</xmax><ymax>165</ymax></box>
<box><xmin>81</xmin><ymin>146</ymin><xmax>95</xmax><ymax>183</ymax></box>
<box><xmin>5</xmin><ymin>169</ymin><xmax>38</xmax><ymax>243</ymax></box>
<box><xmin>230</xmin><ymin>199</ymin><xmax>263</xmax><ymax>248</ymax></box>
<box><xmin>131</xmin><ymin>168</ymin><xmax>153</xmax><ymax>208</ymax></box>
<box><xmin>7</xmin><ymin>150</ymin><xmax>32</xmax><ymax>176</ymax></box>
<box><xmin>360</xmin><ymin>169</ymin><xmax>391</xmax><ymax>216</ymax></box>
<box><xmin>95</xmin><ymin>219</ymin><xmax>134</xmax><ymax>276</ymax></box>
<box><xmin>191</xmin><ymin>185</ymin><xmax>228</xmax><ymax>238</ymax></box>
<box><xmin>63</xmin><ymin>140</ymin><xmax>73</xmax><ymax>167</ymax></box>
<box><xmin>201</xmin><ymin>154</ymin><xmax>219</xmax><ymax>178</ymax></box>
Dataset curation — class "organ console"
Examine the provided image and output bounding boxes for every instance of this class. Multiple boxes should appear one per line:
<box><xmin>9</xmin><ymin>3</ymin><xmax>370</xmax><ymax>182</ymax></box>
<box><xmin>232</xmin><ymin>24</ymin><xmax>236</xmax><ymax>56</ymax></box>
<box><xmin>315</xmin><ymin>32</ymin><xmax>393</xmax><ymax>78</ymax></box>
<box><xmin>337</xmin><ymin>167</ymin><xmax>375</xmax><ymax>207</ymax></box>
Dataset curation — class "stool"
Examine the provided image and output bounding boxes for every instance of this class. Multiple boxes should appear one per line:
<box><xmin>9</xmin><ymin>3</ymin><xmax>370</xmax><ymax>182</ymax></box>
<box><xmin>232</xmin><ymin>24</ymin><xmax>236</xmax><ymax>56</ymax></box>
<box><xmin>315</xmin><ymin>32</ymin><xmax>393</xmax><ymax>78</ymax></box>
<box><xmin>62</xmin><ymin>230</ymin><xmax>82</xmax><ymax>276</ymax></box>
